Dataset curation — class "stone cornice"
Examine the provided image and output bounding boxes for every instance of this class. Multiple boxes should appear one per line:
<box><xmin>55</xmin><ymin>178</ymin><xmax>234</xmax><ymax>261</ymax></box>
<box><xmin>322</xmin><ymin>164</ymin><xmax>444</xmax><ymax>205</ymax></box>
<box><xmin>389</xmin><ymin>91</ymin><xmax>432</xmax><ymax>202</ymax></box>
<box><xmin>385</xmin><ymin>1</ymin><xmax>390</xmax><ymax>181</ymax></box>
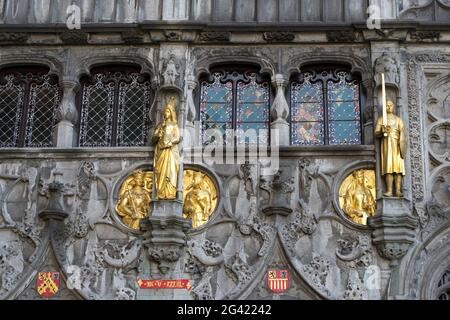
<box><xmin>0</xmin><ymin>145</ymin><xmax>375</xmax><ymax>160</ymax></box>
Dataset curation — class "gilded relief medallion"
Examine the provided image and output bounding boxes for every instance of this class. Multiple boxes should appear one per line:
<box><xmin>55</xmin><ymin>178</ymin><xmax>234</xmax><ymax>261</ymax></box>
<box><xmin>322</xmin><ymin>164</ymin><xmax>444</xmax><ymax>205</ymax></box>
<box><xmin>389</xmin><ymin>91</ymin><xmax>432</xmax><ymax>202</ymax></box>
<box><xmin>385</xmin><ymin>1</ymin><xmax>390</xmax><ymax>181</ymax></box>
<box><xmin>338</xmin><ymin>169</ymin><xmax>376</xmax><ymax>225</ymax></box>
<box><xmin>115</xmin><ymin>169</ymin><xmax>217</xmax><ymax>230</ymax></box>
<box><xmin>115</xmin><ymin>170</ymin><xmax>153</xmax><ymax>230</ymax></box>
<box><xmin>182</xmin><ymin>170</ymin><xmax>218</xmax><ymax>229</ymax></box>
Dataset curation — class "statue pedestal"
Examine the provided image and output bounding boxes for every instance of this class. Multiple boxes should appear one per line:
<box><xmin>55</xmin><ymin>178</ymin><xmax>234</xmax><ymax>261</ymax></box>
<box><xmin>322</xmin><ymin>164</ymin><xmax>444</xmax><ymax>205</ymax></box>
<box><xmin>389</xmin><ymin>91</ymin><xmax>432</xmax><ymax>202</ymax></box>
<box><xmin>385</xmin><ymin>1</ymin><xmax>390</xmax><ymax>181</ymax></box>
<box><xmin>140</xmin><ymin>200</ymin><xmax>191</xmax><ymax>293</ymax></box>
<box><xmin>368</xmin><ymin>197</ymin><xmax>419</xmax><ymax>267</ymax></box>
<box><xmin>375</xmin><ymin>197</ymin><xmax>410</xmax><ymax>216</ymax></box>
<box><xmin>150</xmin><ymin>199</ymin><xmax>183</xmax><ymax>217</ymax></box>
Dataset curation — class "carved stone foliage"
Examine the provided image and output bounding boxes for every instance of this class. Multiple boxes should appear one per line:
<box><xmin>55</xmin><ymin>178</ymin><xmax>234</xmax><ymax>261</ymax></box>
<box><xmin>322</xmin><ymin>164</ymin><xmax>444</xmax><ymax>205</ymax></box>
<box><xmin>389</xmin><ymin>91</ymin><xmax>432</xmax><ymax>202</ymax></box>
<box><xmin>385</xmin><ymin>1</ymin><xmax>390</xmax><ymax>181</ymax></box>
<box><xmin>410</xmin><ymin>31</ymin><xmax>441</xmax><ymax>41</ymax></box>
<box><xmin>336</xmin><ymin>235</ymin><xmax>372</xmax><ymax>268</ymax></box>
<box><xmin>407</xmin><ymin>57</ymin><xmax>425</xmax><ymax>203</ymax></box>
<box><xmin>0</xmin><ymin>33</ymin><xmax>28</xmax><ymax>43</ymax></box>
<box><xmin>341</xmin><ymin>269</ymin><xmax>368</xmax><ymax>300</ymax></box>
<box><xmin>73</xmin><ymin>238</ymin><xmax>141</xmax><ymax>300</ymax></box>
<box><xmin>199</xmin><ymin>32</ymin><xmax>230</xmax><ymax>42</ymax></box>
<box><xmin>263</xmin><ymin>32</ymin><xmax>295</xmax><ymax>42</ymax></box>
<box><xmin>326</xmin><ymin>31</ymin><xmax>358</xmax><ymax>42</ymax></box>
<box><xmin>374</xmin><ymin>52</ymin><xmax>400</xmax><ymax>87</ymax></box>
<box><xmin>0</xmin><ymin>241</ymin><xmax>24</xmax><ymax>296</ymax></box>
<box><xmin>301</xmin><ymin>254</ymin><xmax>331</xmax><ymax>295</ymax></box>
<box><xmin>279</xmin><ymin>200</ymin><xmax>317</xmax><ymax>255</ymax></box>
<box><xmin>60</xmin><ymin>31</ymin><xmax>89</xmax><ymax>44</ymax></box>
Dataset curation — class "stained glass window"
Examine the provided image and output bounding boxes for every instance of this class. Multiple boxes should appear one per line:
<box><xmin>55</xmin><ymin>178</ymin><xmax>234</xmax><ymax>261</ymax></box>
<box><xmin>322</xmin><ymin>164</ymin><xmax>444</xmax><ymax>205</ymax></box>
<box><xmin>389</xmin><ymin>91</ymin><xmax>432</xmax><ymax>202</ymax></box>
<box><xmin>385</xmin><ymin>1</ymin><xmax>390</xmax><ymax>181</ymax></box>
<box><xmin>327</xmin><ymin>72</ymin><xmax>361</xmax><ymax>145</ymax></box>
<box><xmin>200</xmin><ymin>73</ymin><xmax>233</xmax><ymax>145</ymax></box>
<box><xmin>200</xmin><ymin>70</ymin><xmax>270</xmax><ymax>145</ymax></box>
<box><xmin>79</xmin><ymin>68</ymin><xmax>152</xmax><ymax>147</ymax></box>
<box><xmin>0</xmin><ymin>69</ymin><xmax>60</xmax><ymax>148</ymax></box>
<box><xmin>291</xmin><ymin>69</ymin><xmax>362</xmax><ymax>146</ymax></box>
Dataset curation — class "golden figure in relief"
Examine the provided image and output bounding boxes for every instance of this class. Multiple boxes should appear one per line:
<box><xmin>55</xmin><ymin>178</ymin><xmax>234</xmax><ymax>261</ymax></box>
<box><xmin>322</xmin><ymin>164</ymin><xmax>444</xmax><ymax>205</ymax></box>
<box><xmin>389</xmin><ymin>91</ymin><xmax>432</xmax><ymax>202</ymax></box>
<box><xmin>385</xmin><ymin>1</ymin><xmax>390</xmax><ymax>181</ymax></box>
<box><xmin>339</xmin><ymin>169</ymin><xmax>376</xmax><ymax>225</ymax></box>
<box><xmin>375</xmin><ymin>100</ymin><xmax>406</xmax><ymax>197</ymax></box>
<box><xmin>115</xmin><ymin>170</ymin><xmax>153</xmax><ymax>230</ymax></box>
<box><xmin>115</xmin><ymin>169</ymin><xmax>218</xmax><ymax>230</ymax></box>
<box><xmin>183</xmin><ymin>170</ymin><xmax>217</xmax><ymax>229</ymax></box>
<box><xmin>152</xmin><ymin>97</ymin><xmax>180</xmax><ymax>200</ymax></box>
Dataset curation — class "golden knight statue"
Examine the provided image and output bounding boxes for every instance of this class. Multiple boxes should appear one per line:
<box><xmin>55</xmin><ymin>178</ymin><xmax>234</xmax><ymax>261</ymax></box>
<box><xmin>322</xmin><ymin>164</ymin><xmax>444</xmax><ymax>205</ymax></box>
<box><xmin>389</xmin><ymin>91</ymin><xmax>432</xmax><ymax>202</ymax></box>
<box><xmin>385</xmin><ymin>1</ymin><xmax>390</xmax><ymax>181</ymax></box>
<box><xmin>115</xmin><ymin>170</ymin><xmax>152</xmax><ymax>230</ymax></box>
<box><xmin>152</xmin><ymin>97</ymin><xmax>180</xmax><ymax>200</ymax></box>
<box><xmin>375</xmin><ymin>100</ymin><xmax>406</xmax><ymax>197</ymax></box>
<box><xmin>342</xmin><ymin>170</ymin><xmax>376</xmax><ymax>225</ymax></box>
<box><xmin>183</xmin><ymin>171</ymin><xmax>213</xmax><ymax>229</ymax></box>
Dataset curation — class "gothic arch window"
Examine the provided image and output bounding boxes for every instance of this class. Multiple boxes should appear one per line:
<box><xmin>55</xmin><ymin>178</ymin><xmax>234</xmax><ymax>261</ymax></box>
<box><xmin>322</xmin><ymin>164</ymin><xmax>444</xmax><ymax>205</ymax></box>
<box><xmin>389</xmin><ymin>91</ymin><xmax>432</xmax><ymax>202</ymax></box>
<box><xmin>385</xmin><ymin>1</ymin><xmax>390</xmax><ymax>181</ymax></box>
<box><xmin>0</xmin><ymin>66</ymin><xmax>60</xmax><ymax>148</ymax></box>
<box><xmin>437</xmin><ymin>268</ymin><xmax>450</xmax><ymax>300</ymax></box>
<box><xmin>199</xmin><ymin>66</ymin><xmax>271</xmax><ymax>145</ymax></box>
<box><xmin>78</xmin><ymin>65</ymin><xmax>152</xmax><ymax>147</ymax></box>
<box><xmin>290</xmin><ymin>66</ymin><xmax>363</xmax><ymax>146</ymax></box>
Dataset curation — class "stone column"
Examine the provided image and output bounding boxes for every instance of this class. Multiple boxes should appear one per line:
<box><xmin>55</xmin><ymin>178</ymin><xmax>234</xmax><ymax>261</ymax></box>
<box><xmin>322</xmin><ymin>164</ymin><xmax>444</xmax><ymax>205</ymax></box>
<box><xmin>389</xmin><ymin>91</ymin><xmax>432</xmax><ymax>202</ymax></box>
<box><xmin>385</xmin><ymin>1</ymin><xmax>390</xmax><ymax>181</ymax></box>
<box><xmin>55</xmin><ymin>78</ymin><xmax>80</xmax><ymax>148</ymax></box>
<box><xmin>185</xmin><ymin>76</ymin><xmax>198</xmax><ymax>148</ymax></box>
<box><xmin>270</xmin><ymin>74</ymin><xmax>290</xmax><ymax>146</ymax></box>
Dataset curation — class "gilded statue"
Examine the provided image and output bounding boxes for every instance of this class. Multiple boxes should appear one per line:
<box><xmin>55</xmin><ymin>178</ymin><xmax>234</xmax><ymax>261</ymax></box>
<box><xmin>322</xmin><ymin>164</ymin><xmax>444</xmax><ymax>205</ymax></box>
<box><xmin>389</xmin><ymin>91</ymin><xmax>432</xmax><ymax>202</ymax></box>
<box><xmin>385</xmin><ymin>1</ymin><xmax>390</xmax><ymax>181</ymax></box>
<box><xmin>152</xmin><ymin>97</ymin><xmax>180</xmax><ymax>200</ymax></box>
<box><xmin>340</xmin><ymin>170</ymin><xmax>376</xmax><ymax>225</ymax></box>
<box><xmin>375</xmin><ymin>100</ymin><xmax>406</xmax><ymax>197</ymax></box>
<box><xmin>183</xmin><ymin>170</ymin><xmax>218</xmax><ymax>229</ymax></box>
<box><xmin>115</xmin><ymin>170</ymin><xmax>152</xmax><ymax>230</ymax></box>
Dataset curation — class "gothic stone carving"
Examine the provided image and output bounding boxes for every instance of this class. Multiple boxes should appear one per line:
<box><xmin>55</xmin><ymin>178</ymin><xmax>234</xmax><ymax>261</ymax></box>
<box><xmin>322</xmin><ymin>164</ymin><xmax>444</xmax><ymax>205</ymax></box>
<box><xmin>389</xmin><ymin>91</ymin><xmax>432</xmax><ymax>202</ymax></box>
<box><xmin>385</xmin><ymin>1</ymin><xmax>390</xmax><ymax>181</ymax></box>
<box><xmin>410</xmin><ymin>31</ymin><xmax>441</xmax><ymax>41</ymax></box>
<box><xmin>326</xmin><ymin>31</ymin><xmax>358</xmax><ymax>42</ymax></box>
<box><xmin>301</xmin><ymin>254</ymin><xmax>331</xmax><ymax>295</ymax></box>
<box><xmin>407</xmin><ymin>58</ymin><xmax>425</xmax><ymax>203</ymax></box>
<box><xmin>260</xmin><ymin>170</ymin><xmax>295</xmax><ymax>216</ymax></box>
<box><xmin>0</xmin><ymin>33</ymin><xmax>28</xmax><ymax>43</ymax></box>
<box><xmin>280</xmin><ymin>200</ymin><xmax>318</xmax><ymax>255</ymax></box>
<box><xmin>374</xmin><ymin>53</ymin><xmax>400</xmax><ymax>87</ymax></box>
<box><xmin>263</xmin><ymin>32</ymin><xmax>295</xmax><ymax>42</ymax></box>
<box><xmin>199</xmin><ymin>32</ymin><xmax>231</xmax><ymax>42</ymax></box>
<box><xmin>60</xmin><ymin>31</ymin><xmax>89</xmax><ymax>45</ymax></box>
<box><xmin>342</xmin><ymin>269</ymin><xmax>368</xmax><ymax>300</ymax></box>
<box><xmin>161</xmin><ymin>54</ymin><xmax>180</xmax><ymax>86</ymax></box>
<box><xmin>0</xmin><ymin>241</ymin><xmax>24</xmax><ymax>296</ymax></box>
<box><xmin>336</xmin><ymin>235</ymin><xmax>373</xmax><ymax>268</ymax></box>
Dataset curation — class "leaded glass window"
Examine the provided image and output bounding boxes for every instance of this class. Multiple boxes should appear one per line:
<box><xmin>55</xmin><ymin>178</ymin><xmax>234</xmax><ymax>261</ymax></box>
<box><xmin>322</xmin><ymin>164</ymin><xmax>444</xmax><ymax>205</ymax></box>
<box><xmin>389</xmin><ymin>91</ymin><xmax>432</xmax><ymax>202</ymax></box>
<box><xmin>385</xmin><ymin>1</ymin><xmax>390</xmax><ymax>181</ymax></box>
<box><xmin>200</xmin><ymin>70</ymin><xmax>270</xmax><ymax>145</ymax></box>
<box><xmin>79</xmin><ymin>68</ymin><xmax>152</xmax><ymax>147</ymax></box>
<box><xmin>0</xmin><ymin>68</ymin><xmax>60</xmax><ymax>148</ymax></box>
<box><xmin>290</xmin><ymin>68</ymin><xmax>362</xmax><ymax>146</ymax></box>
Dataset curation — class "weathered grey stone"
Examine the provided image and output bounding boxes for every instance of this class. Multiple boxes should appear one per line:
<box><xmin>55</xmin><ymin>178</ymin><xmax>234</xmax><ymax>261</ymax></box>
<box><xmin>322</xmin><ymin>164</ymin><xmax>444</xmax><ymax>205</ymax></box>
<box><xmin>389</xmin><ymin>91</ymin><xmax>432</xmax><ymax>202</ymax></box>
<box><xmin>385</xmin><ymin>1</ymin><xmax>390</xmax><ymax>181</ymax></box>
<box><xmin>257</xmin><ymin>0</ymin><xmax>277</xmax><ymax>23</ymax></box>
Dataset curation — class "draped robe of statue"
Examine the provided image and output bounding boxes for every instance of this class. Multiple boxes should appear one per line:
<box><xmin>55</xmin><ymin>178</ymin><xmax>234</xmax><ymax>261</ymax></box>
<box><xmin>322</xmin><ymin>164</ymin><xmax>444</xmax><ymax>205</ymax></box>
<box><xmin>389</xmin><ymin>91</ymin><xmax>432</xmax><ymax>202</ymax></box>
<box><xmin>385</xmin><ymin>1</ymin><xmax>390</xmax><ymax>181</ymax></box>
<box><xmin>375</xmin><ymin>112</ymin><xmax>406</xmax><ymax>176</ymax></box>
<box><xmin>152</xmin><ymin>100</ymin><xmax>180</xmax><ymax>200</ymax></box>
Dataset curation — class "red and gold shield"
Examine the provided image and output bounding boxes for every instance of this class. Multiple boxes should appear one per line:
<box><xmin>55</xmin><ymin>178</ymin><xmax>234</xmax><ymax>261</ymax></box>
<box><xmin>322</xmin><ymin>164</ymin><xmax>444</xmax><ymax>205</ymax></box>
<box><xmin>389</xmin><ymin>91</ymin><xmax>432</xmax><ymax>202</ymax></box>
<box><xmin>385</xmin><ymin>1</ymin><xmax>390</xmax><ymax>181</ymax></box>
<box><xmin>267</xmin><ymin>269</ymin><xmax>288</xmax><ymax>293</ymax></box>
<box><xmin>37</xmin><ymin>272</ymin><xmax>60</xmax><ymax>298</ymax></box>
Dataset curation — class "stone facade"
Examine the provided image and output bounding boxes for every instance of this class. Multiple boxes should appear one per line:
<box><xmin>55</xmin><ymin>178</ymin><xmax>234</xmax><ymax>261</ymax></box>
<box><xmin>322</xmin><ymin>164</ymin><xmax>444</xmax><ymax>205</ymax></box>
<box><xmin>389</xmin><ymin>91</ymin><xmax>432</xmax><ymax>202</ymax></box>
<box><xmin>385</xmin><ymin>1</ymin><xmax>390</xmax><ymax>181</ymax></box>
<box><xmin>0</xmin><ymin>0</ymin><xmax>449</xmax><ymax>300</ymax></box>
